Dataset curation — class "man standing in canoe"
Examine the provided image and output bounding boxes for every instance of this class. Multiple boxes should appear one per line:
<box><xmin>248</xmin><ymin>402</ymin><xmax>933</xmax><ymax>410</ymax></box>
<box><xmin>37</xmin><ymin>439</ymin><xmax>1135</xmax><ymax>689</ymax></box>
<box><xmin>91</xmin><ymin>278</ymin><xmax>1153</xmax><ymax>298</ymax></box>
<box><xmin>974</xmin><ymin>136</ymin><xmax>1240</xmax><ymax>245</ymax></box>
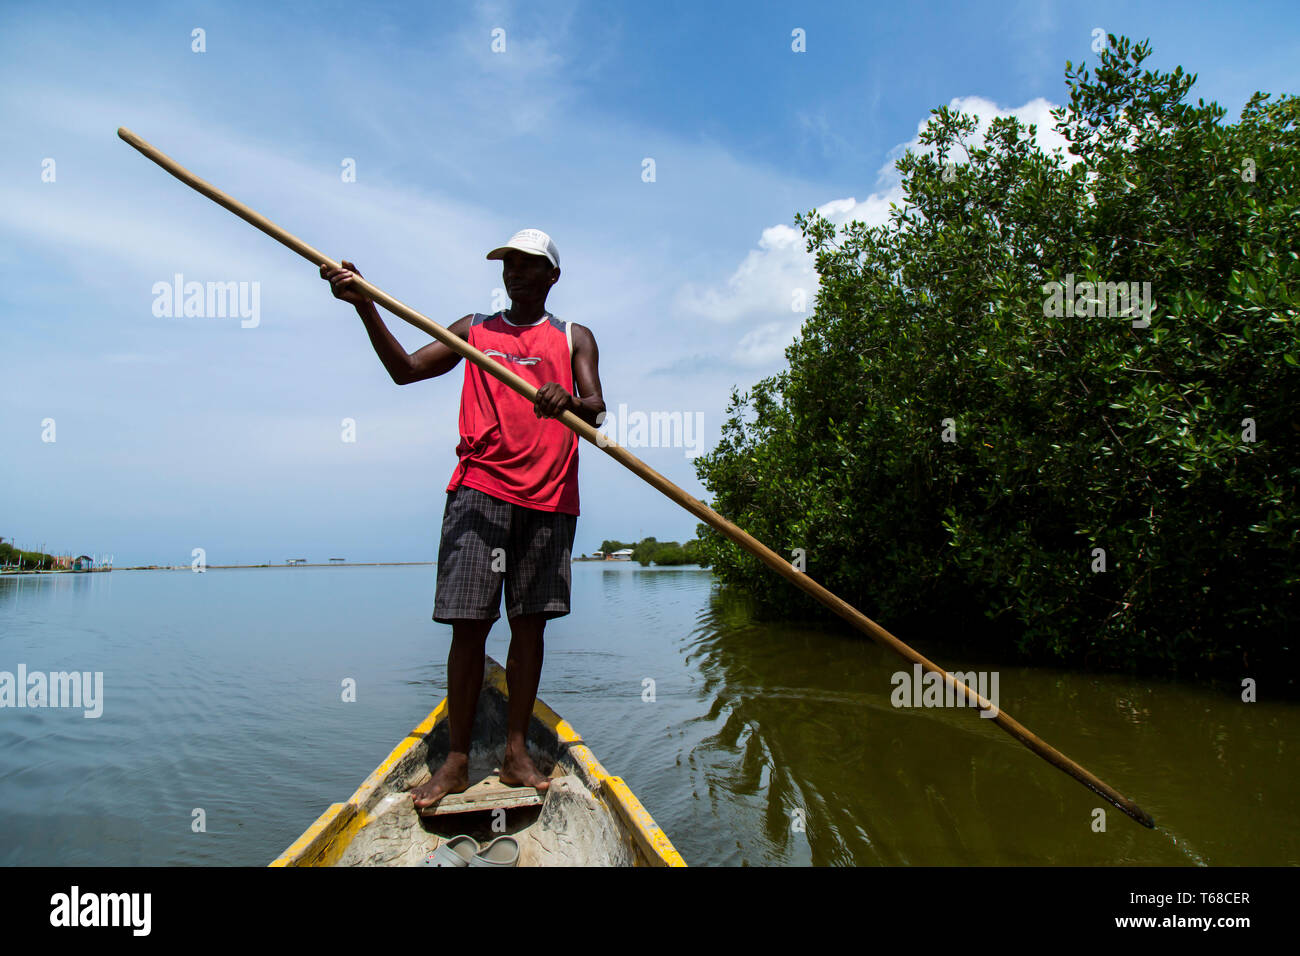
<box><xmin>322</xmin><ymin>229</ymin><xmax>605</xmax><ymax>809</ymax></box>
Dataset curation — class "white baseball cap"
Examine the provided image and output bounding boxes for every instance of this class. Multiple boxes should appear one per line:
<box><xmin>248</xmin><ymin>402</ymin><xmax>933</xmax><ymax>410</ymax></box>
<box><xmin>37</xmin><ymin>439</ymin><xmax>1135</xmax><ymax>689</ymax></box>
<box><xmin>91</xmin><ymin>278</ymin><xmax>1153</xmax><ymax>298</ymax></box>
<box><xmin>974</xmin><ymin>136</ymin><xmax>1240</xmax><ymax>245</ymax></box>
<box><xmin>486</xmin><ymin>228</ymin><xmax>560</xmax><ymax>269</ymax></box>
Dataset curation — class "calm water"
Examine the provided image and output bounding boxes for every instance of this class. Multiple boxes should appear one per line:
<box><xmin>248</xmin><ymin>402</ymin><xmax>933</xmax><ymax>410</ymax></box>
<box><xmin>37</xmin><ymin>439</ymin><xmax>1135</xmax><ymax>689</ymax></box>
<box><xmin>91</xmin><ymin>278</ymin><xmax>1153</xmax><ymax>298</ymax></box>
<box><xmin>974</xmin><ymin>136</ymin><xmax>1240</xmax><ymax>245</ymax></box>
<box><xmin>0</xmin><ymin>565</ymin><xmax>1295</xmax><ymax>866</ymax></box>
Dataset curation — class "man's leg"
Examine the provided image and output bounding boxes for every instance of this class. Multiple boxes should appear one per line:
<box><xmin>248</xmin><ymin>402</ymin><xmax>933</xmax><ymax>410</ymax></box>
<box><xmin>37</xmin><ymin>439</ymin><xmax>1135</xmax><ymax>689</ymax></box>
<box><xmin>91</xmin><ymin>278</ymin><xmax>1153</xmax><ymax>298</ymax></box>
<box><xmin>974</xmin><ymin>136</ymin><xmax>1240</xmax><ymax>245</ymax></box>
<box><xmin>420</xmin><ymin>487</ymin><xmax>510</xmax><ymax>810</ymax></box>
<box><xmin>499</xmin><ymin>612</ymin><xmax>551</xmax><ymax>790</ymax></box>
<box><xmin>411</xmin><ymin>618</ymin><xmax>492</xmax><ymax>809</ymax></box>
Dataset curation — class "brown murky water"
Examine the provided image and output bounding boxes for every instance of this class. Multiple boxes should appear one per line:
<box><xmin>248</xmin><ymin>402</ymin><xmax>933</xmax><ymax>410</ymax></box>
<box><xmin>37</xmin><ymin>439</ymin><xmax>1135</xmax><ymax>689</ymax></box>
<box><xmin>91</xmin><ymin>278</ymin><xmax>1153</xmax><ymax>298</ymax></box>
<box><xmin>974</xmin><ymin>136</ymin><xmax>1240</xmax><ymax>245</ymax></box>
<box><xmin>654</xmin><ymin>584</ymin><xmax>1298</xmax><ymax>865</ymax></box>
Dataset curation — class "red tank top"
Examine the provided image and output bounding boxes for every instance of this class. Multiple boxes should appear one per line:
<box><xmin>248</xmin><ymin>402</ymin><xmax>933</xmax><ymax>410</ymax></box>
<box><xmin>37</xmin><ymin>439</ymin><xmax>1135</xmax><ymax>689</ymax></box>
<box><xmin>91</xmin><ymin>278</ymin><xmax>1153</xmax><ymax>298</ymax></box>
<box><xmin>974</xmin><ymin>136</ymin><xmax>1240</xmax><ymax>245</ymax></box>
<box><xmin>446</xmin><ymin>311</ymin><xmax>580</xmax><ymax>514</ymax></box>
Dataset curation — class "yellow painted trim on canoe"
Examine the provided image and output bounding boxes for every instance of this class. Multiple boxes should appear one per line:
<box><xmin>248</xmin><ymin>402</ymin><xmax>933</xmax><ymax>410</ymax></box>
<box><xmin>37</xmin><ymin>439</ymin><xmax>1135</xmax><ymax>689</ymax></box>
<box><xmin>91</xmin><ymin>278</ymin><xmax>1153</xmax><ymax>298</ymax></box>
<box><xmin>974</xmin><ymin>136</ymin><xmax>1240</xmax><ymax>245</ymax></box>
<box><xmin>268</xmin><ymin>802</ymin><xmax>360</xmax><ymax>867</ymax></box>
<box><xmin>601</xmin><ymin>776</ymin><xmax>687</xmax><ymax>868</ymax></box>
<box><xmin>271</xmin><ymin>658</ymin><xmax>685</xmax><ymax>867</ymax></box>
<box><xmin>269</xmin><ymin>803</ymin><xmax>350</xmax><ymax>867</ymax></box>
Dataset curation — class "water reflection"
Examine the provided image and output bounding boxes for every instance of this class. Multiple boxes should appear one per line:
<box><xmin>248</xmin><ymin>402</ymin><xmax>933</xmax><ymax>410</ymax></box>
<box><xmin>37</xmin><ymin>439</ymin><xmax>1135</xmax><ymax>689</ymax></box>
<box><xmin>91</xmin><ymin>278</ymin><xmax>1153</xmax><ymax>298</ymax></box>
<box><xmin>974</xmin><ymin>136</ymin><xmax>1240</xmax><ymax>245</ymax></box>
<box><xmin>0</xmin><ymin>571</ymin><xmax>103</xmax><ymax>607</ymax></box>
<box><xmin>678</xmin><ymin>586</ymin><xmax>1300</xmax><ymax>865</ymax></box>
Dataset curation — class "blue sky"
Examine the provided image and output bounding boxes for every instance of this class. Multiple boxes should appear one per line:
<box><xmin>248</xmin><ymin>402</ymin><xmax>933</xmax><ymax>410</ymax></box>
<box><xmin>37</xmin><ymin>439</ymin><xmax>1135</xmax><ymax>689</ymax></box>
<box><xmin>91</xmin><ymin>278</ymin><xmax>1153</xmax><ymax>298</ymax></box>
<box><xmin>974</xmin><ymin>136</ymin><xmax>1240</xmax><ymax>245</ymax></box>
<box><xmin>2</xmin><ymin>0</ymin><xmax>1296</xmax><ymax>565</ymax></box>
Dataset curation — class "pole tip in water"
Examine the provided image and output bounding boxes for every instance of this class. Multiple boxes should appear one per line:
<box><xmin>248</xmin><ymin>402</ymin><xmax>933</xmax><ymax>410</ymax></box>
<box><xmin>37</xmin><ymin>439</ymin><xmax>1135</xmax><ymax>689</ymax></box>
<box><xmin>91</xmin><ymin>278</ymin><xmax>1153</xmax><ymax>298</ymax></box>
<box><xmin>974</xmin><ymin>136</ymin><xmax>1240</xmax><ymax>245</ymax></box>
<box><xmin>1129</xmin><ymin>806</ymin><xmax>1157</xmax><ymax>829</ymax></box>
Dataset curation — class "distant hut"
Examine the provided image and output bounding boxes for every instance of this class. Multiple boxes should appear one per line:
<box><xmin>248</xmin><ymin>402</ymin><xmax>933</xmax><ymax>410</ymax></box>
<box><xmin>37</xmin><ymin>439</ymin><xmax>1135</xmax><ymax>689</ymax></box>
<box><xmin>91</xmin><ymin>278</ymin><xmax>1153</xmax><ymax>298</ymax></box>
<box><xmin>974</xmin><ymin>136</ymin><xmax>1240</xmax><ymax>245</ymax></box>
<box><xmin>73</xmin><ymin>555</ymin><xmax>94</xmax><ymax>572</ymax></box>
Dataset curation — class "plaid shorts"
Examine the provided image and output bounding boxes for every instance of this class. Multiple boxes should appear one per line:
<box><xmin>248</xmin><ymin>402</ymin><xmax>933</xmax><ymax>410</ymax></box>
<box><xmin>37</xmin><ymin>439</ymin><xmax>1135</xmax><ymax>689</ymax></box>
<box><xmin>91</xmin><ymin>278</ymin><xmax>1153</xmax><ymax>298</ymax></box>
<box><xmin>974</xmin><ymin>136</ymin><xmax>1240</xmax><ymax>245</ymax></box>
<box><xmin>433</xmin><ymin>486</ymin><xmax>578</xmax><ymax>624</ymax></box>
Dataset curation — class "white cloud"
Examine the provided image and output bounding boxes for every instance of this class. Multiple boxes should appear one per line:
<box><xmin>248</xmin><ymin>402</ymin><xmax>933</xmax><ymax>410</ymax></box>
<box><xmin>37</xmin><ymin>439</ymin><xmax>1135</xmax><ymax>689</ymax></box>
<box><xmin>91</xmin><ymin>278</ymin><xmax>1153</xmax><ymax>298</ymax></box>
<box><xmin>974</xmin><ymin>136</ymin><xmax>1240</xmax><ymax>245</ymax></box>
<box><xmin>671</xmin><ymin>221</ymin><xmax>816</xmax><ymax>324</ymax></box>
<box><xmin>679</xmin><ymin>95</ymin><xmax>1073</xmax><ymax>369</ymax></box>
<box><xmin>668</xmin><ymin>189</ymin><xmax>902</xmax><ymax>357</ymax></box>
<box><xmin>881</xmin><ymin>95</ymin><xmax>1075</xmax><ymax>183</ymax></box>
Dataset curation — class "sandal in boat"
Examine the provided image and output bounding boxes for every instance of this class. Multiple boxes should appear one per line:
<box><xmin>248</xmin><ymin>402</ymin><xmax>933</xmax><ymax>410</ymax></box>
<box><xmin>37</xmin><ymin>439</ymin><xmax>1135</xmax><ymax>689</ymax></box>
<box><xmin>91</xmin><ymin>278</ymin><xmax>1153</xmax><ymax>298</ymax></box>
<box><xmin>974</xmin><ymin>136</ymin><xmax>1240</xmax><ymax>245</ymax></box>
<box><xmin>421</xmin><ymin>835</ymin><xmax>479</xmax><ymax>867</ymax></box>
<box><xmin>468</xmin><ymin>835</ymin><xmax>519</xmax><ymax>867</ymax></box>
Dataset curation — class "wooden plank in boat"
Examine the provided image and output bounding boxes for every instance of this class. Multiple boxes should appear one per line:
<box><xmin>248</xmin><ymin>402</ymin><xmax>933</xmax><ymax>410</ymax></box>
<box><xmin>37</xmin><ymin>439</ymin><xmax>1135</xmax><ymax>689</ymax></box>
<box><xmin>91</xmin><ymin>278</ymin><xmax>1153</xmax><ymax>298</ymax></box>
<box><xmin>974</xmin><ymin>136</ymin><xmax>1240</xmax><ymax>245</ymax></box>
<box><xmin>420</xmin><ymin>773</ymin><xmax>544</xmax><ymax>816</ymax></box>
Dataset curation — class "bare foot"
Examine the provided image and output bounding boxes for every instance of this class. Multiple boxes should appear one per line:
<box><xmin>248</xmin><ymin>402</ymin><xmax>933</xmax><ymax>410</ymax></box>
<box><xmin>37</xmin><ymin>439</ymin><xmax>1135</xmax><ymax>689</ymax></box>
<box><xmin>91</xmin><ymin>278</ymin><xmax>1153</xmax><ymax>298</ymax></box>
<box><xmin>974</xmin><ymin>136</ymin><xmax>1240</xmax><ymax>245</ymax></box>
<box><xmin>410</xmin><ymin>754</ymin><xmax>470</xmax><ymax>811</ymax></box>
<box><xmin>499</xmin><ymin>747</ymin><xmax>551</xmax><ymax>791</ymax></box>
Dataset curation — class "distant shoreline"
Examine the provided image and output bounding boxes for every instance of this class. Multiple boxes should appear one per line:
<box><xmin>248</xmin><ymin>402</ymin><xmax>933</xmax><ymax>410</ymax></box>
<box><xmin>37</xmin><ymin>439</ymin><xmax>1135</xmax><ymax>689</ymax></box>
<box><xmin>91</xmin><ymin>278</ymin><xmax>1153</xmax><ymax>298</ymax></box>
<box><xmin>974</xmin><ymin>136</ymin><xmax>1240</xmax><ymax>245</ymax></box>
<box><xmin>0</xmin><ymin>562</ymin><xmax>435</xmax><ymax>574</ymax></box>
<box><xmin>165</xmin><ymin>562</ymin><xmax>438</xmax><ymax>570</ymax></box>
<box><xmin>1</xmin><ymin>560</ymin><xmax>709</xmax><ymax>574</ymax></box>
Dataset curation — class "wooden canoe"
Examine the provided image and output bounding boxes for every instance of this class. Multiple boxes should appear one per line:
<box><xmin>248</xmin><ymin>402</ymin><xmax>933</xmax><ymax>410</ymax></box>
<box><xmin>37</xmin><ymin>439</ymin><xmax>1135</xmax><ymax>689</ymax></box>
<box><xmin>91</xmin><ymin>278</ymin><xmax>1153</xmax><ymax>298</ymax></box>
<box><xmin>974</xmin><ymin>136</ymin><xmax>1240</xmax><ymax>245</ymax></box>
<box><xmin>270</xmin><ymin>656</ymin><xmax>686</xmax><ymax>867</ymax></box>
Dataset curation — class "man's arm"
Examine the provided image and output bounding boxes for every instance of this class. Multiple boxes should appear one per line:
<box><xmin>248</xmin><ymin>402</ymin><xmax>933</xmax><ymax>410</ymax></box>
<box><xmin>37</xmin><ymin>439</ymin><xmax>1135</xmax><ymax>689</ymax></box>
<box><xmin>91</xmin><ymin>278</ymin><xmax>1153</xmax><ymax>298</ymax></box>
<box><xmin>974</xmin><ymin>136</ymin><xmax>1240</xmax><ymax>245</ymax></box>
<box><xmin>322</xmin><ymin>259</ymin><xmax>470</xmax><ymax>385</ymax></box>
<box><xmin>361</xmin><ymin>306</ymin><xmax>473</xmax><ymax>384</ymax></box>
<box><xmin>534</xmin><ymin>323</ymin><xmax>606</xmax><ymax>427</ymax></box>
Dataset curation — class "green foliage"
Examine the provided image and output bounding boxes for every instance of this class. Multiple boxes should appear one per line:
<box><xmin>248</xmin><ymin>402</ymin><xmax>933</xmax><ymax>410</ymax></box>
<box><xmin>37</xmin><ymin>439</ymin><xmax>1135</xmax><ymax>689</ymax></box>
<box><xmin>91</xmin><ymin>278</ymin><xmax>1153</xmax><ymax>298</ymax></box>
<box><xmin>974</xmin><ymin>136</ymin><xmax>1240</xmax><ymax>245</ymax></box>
<box><xmin>599</xmin><ymin>540</ymin><xmax>634</xmax><ymax>554</ymax></box>
<box><xmin>693</xmin><ymin>37</ymin><xmax>1298</xmax><ymax>677</ymax></box>
<box><xmin>651</xmin><ymin>545</ymin><xmax>690</xmax><ymax>565</ymax></box>
<box><xmin>616</xmin><ymin>537</ymin><xmax>706</xmax><ymax>566</ymax></box>
<box><xmin>683</xmin><ymin>538</ymin><xmax>707</xmax><ymax>566</ymax></box>
<box><xmin>631</xmin><ymin>537</ymin><xmax>658</xmax><ymax>565</ymax></box>
<box><xmin>0</xmin><ymin>542</ymin><xmax>57</xmax><ymax>569</ymax></box>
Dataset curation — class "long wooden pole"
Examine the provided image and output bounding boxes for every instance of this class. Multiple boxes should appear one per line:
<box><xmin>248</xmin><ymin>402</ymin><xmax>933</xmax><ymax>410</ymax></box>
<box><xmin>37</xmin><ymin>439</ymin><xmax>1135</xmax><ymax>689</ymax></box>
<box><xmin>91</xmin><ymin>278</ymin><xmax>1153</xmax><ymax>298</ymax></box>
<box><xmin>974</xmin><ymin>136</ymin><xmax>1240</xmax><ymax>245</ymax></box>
<box><xmin>117</xmin><ymin>126</ymin><xmax>1155</xmax><ymax>829</ymax></box>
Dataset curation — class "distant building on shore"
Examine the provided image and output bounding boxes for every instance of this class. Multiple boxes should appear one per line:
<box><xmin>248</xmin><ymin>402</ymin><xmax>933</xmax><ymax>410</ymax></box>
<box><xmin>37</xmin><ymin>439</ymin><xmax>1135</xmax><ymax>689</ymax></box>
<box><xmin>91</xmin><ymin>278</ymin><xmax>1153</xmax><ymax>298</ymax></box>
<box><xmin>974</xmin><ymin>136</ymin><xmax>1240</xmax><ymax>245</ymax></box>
<box><xmin>73</xmin><ymin>555</ymin><xmax>94</xmax><ymax>572</ymax></box>
<box><xmin>583</xmin><ymin>549</ymin><xmax>633</xmax><ymax>561</ymax></box>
